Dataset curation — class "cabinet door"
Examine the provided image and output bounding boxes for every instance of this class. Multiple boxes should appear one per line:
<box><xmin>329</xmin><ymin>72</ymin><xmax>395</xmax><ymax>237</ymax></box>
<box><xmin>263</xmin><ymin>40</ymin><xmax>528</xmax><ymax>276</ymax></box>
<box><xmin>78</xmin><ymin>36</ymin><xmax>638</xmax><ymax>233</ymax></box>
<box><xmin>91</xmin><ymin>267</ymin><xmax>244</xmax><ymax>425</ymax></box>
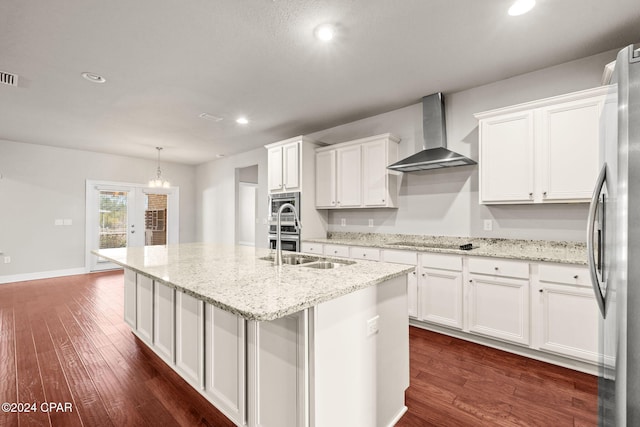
<box><xmin>362</xmin><ymin>139</ymin><xmax>388</xmax><ymax>207</ymax></box>
<box><xmin>283</xmin><ymin>142</ymin><xmax>300</xmax><ymax>191</ymax></box>
<box><xmin>336</xmin><ymin>145</ymin><xmax>362</xmax><ymax>207</ymax></box>
<box><xmin>247</xmin><ymin>312</ymin><xmax>308</xmax><ymax>427</ymax></box>
<box><xmin>315</xmin><ymin>150</ymin><xmax>336</xmax><ymax>208</ymax></box>
<box><xmin>408</xmin><ymin>269</ymin><xmax>418</xmax><ymax>318</ymax></box>
<box><xmin>479</xmin><ymin>111</ymin><xmax>535</xmax><ymax>203</ymax></box>
<box><xmin>268</xmin><ymin>146</ymin><xmax>283</xmax><ymax>192</ymax></box>
<box><xmin>123</xmin><ymin>269</ymin><xmax>136</xmax><ymax>329</ymax></box>
<box><xmin>153</xmin><ymin>281</ymin><xmax>175</xmax><ymax>363</ymax></box>
<box><xmin>204</xmin><ymin>304</ymin><xmax>246</xmax><ymax>426</ymax></box>
<box><xmin>537</xmin><ymin>283</ymin><xmax>599</xmax><ymax>363</ymax></box>
<box><xmin>538</xmin><ymin>97</ymin><xmax>602</xmax><ymax>201</ymax></box>
<box><xmin>136</xmin><ymin>275</ymin><xmax>154</xmax><ymax>344</ymax></box>
<box><xmin>175</xmin><ymin>291</ymin><xmax>204</xmax><ymax>388</ymax></box>
<box><xmin>418</xmin><ymin>268</ymin><xmax>463</xmax><ymax>329</ymax></box>
<box><xmin>468</xmin><ymin>274</ymin><xmax>529</xmax><ymax>345</ymax></box>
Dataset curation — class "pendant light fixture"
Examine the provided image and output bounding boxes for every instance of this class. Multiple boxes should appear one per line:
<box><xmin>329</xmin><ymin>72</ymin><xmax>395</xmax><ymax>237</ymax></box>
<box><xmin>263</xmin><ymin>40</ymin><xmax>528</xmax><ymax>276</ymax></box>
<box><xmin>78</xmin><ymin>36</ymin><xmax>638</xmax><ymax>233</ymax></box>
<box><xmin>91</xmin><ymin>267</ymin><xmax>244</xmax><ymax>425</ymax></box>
<box><xmin>149</xmin><ymin>147</ymin><xmax>170</xmax><ymax>188</ymax></box>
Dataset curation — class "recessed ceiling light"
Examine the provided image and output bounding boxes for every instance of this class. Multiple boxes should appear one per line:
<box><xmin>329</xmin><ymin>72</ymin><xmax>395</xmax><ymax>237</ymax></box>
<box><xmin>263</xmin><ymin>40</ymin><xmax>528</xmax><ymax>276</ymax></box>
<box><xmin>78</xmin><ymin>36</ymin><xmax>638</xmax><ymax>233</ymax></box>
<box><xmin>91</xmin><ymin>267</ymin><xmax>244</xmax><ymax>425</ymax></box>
<box><xmin>81</xmin><ymin>72</ymin><xmax>106</xmax><ymax>83</ymax></box>
<box><xmin>314</xmin><ymin>24</ymin><xmax>335</xmax><ymax>42</ymax></box>
<box><xmin>508</xmin><ymin>0</ymin><xmax>535</xmax><ymax>16</ymax></box>
<box><xmin>236</xmin><ymin>117</ymin><xmax>249</xmax><ymax>125</ymax></box>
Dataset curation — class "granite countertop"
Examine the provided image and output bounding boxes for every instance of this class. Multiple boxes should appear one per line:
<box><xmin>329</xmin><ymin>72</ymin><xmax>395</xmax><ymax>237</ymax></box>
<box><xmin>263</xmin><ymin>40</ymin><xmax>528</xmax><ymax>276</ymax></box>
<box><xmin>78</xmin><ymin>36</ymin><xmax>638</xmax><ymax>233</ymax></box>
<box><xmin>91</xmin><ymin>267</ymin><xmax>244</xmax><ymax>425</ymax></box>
<box><xmin>93</xmin><ymin>243</ymin><xmax>413</xmax><ymax>321</ymax></box>
<box><xmin>303</xmin><ymin>232</ymin><xmax>588</xmax><ymax>265</ymax></box>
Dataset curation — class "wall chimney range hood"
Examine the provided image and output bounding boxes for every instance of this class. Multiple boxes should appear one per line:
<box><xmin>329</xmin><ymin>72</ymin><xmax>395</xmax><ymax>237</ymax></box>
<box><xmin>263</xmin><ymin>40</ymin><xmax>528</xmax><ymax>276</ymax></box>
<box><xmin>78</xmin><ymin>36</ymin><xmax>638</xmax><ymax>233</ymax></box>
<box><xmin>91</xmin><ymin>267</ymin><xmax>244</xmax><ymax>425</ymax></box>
<box><xmin>387</xmin><ymin>93</ymin><xmax>476</xmax><ymax>172</ymax></box>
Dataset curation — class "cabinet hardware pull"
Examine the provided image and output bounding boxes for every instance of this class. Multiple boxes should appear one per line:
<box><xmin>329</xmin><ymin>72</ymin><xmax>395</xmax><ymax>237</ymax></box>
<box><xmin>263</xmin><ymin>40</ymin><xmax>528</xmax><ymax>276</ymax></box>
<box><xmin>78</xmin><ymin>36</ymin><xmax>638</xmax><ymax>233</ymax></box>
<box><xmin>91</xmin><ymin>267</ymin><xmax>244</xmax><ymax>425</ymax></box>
<box><xmin>543</xmin><ymin>191</ymin><xmax>547</xmax><ymax>196</ymax></box>
<box><xmin>469</xmin><ymin>280</ymin><xmax>473</xmax><ymax>283</ymax></box>
<box><xmin>382</xmin><ymin>199</ymin><xmax>385</xmax><ymax>202</ymax></box>
<box><xmin>412</xmin><ymin>271</ymin><xmax>416</xmax><ymax>275</ymax></box>
<box><xmin>421</xmin><ymin>273</ymin><xmax>425</xmax><ymax>277</ymax></box>
<box><xmin>494</xmin><ymin>267</ymin><xmax>499</xmax><ymax>270</ymax></box>
<box><xmin>363</xmin><ymin>254</ymin><xmax>367</xmax><ymax>257</ymax></box>
<box><xmin>539</xmin><ymin>289</ymin><xmax>543</xmax><ymax>293</ymax></box>
<box><xmin>529</xmin><ymin>192</ymin><xmax>533</xmax><ymax>197</ymax></box>
<box><xmin>573</xmin><ymin>275</ymin><xmax>579</xmax><ymax>279</ymax></box>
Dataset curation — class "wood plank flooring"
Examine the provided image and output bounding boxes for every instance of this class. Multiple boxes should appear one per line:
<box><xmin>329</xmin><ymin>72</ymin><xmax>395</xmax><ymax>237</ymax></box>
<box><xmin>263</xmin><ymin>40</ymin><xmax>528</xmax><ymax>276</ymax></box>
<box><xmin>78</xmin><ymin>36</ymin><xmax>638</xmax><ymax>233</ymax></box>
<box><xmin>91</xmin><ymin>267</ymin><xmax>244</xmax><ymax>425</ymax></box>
<box><xmin>0</xmin><ymin>271</ymin><xmax>597</xmax><ymax>426</ymax></box>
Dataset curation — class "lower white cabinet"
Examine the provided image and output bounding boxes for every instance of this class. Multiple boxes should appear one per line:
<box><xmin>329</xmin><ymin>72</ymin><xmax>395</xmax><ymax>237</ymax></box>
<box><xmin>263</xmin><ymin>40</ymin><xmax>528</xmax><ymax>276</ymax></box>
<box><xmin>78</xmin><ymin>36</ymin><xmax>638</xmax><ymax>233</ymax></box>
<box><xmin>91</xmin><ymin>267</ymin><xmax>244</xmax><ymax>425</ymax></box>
<box><xmin>123</xmin><ymin>269</ymin><xmax>137</xmax><ymax>329</ymax></box>
<box><xmin>534</xmin><ymin>264</ymin><xmax>599</xmax><ymax>363</ymax></box>
<box><xmin>136</xmin><ymin>275</ymin><xmax>154</xmax><ymax>344</ymax></box>
<box><xmin>153</xmin><ymin>281</ymin><xmax>175</xmax><ymax>363</ymax></box>
<box><xmin>467</xmin><ymin>273</ymin><xmax>530</xmax><ymax>346</ymax></box>
<box><xmin>247</xmin><ymin>311</ymin><xmax>308</xmax><ymax>427</ymax></box>
<box><xmin>204</xmin><ymin>304</ymin><xmax>246</xmax><ymax>426</ymax></box>
<box><xmin>382</xmin><ymin>249</ymin><xmax>418</xmax><ymax>318</ymax></box>
<box><xmin>418</xmin><ymin>254</ymin><xmax>463</xmax><ymax>330</ymax></box>
<box><xmin>300</xmin><ymin>242</ymin><xmax>323</xmax><ymax>255</ymax></box>
<box><xmin>175</xmin><ymin>291</ymin><xmax>204</xmax><ymax>388</ymax></box>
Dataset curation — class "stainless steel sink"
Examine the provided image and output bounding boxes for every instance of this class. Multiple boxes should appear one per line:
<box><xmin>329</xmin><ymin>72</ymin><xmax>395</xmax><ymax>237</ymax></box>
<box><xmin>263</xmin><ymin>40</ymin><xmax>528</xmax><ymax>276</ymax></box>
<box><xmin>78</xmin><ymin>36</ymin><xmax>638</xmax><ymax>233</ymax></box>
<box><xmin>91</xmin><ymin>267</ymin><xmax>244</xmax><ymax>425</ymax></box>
<box><xmin>260</xmin><ymin>254</ymin><xmax>319</xmax><ymax>265</ymax></box>
<box><xmin>303</xmin><ymin>260</ymin><xmax>355</xmax><ymax>269</ymax></box>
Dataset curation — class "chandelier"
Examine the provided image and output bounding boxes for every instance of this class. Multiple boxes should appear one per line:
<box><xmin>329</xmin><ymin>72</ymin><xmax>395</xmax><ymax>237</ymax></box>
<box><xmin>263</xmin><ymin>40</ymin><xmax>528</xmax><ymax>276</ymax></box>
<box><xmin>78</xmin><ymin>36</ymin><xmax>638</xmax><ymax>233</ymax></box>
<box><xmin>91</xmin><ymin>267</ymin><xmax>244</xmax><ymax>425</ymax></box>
<box><xmin>149</xmin><ymin>147</ymin><xmax>170</xmax><ymax>188</ymax></box>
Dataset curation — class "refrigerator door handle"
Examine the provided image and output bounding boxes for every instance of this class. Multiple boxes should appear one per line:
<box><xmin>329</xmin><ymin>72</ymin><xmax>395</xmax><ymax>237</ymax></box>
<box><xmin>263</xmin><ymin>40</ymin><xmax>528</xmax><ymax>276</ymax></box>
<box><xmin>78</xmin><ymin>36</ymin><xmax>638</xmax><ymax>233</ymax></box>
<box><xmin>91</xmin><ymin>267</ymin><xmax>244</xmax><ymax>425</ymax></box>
<box><xmin>587</xmin><ymin>163</ymin><xmax>607</xmax><ymax>317</ymax></box>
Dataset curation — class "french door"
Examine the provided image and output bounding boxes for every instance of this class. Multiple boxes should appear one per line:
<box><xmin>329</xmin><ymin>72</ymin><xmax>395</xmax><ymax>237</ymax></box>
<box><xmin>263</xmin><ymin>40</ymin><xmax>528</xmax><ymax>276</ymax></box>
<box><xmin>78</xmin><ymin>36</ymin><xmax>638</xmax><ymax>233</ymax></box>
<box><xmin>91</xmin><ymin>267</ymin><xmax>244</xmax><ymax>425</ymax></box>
<box><xmin>86</xmin><ymin>181</ymin><xmax>179</xmax><ymax>271</ymax></box>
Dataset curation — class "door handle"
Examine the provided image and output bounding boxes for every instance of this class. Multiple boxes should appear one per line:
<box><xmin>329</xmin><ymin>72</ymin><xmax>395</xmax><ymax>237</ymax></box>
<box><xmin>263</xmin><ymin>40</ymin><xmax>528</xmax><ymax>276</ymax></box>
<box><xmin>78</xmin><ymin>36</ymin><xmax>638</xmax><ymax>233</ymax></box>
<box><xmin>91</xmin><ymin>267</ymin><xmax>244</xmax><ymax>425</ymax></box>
<box><xmin>587</xmin><ymin>163</ymin><xmax>607</xmax><ymax>317</ymax></box>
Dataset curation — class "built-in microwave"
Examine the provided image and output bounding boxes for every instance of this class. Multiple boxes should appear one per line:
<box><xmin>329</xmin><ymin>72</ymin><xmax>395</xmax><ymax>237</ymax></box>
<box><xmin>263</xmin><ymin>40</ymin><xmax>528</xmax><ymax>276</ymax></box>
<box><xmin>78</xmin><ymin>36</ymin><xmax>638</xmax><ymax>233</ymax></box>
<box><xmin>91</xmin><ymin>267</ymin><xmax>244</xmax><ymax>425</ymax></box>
<box><xmin>268</xmin><ymin>235</ymin><xmax>299</xmax><ymax>252</ymax></box>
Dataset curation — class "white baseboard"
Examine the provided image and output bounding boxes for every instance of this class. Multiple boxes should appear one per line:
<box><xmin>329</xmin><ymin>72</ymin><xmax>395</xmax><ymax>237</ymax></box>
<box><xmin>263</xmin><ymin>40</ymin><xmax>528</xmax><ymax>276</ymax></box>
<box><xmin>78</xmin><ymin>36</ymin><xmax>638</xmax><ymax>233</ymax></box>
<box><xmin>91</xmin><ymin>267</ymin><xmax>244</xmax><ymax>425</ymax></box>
<box><xmin>0</xmin><ymin>267</ymin><xmax>87</xmax><ymax>284</ymax></box>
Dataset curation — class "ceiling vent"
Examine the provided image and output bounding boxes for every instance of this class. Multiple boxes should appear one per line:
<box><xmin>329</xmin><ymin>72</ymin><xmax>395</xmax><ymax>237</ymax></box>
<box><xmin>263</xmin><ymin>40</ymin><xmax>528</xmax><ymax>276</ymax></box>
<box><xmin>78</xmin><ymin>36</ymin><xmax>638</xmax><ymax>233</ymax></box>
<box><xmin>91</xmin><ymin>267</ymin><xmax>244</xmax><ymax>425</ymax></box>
<box><xmin>0</xmin><ymin>71</ymin><xmax>19</xmax><ymax>87</ymax></box>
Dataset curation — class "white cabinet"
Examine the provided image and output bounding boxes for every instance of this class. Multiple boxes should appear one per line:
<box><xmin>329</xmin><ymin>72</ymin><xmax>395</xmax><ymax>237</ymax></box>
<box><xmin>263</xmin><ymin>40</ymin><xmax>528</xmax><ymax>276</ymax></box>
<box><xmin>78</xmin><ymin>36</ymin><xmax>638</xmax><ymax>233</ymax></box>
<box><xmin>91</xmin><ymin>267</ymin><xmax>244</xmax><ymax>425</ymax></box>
<box><xmin>323</xmin><ymin>244</ymin><xmax>349</xmax><ymax>258</ymax></box>
<box><xmin>315</xmin><ymin>133</ymin><xmax>400</xmax><ymax>209</ymax></box>
<box><xmin>267</xmin><ymin>142</ymin><xmax>300</xmax><ymax>193</ymax></box>
<box><xmin>362</xmin><ymin>138</ymin><xmax>398</xmax><ymax>207</ymax></box>
<box><xmin>204</xmin><ymin>304</ymin><xmax>246</xmax><ymax>426</ymax></box>
<box><xmin>153</xmin><ymin>281</ymin><xmax>175</xmax><ymax>363</ymax></box>
<box><xmin>247</xmin><ymin>312</ymin><xmax>308</xmax><ymax>427</ymax></box>
<box><xmin>175</xmin><ymin>290</ymin><xmax>204</xmax><ymax>388</ymax></box>
<box><xmin>336</xmin><ymin>144</ymin><xmax>362</xmax><ymax>207</ymax></box>
<box><xmin>382</xmin><ymin>249</ymin><xmax>418</xmax><ymax>318</ymax></box>
<box><xmin>136</xmin><ymin>275</ymin><xmax>154</xmax><ymax>344</ymax></box>
<box><xmin>467</xmin><ymin>258</ymin><xmax>530</xmax><ymax>346</ymax></box>
<box><xmin>123</xmin><ymin>269</ymin><xmax>137</xmax><ymax>329</ymax></box>
<box><xmin>418</xmin><ymin>253</ymin><xmax>463</xmax><ymax>330</ymax></box>
<box><xmin>349</xmin><ymin>246</ymin><xmax>380</xmax><ymax>261</ymax></box>
<box><xmin>315</xmin><ymin>150</ymin><xmax>336</xmax><ymax>208</ymax></box>
<box><xmin>477</xmin><ymin>110</ymin><xmax>535</xmax><ymax>203</ymax></box>
<box><xmin>300</xmin><ymin>242</ymin><xmax>323</xmax><ymax>254</ymax></box>
<box><xmin>475</xmin><ymin>86</ymin><xmax>612</xmax><ymax>204</ymax></box>
<box><xmin>533</xmin><ymin>264</ymin><xmax>599</xmax><ymax>363</ymax></box>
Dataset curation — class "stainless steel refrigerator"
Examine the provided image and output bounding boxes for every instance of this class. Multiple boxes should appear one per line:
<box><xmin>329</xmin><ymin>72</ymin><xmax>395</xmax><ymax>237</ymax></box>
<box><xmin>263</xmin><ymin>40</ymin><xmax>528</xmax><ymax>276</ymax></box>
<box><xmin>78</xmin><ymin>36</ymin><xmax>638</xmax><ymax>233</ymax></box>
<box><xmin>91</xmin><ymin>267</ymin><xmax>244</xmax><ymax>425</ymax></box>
<box><xmin>588</xmin><ymin>44</ymin><xmax>640</xmax><ymax>426</ymax></box>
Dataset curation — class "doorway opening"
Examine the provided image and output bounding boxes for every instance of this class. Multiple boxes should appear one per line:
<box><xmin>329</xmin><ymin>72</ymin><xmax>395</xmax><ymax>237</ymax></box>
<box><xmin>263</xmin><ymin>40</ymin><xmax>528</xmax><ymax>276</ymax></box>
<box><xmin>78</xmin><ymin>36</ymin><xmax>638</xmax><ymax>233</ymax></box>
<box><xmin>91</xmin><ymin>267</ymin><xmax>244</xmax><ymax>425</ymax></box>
<box><xmin>236</xmin><ymin>165</ymin><xmax>258</xmax><ymax>247</ymax></box>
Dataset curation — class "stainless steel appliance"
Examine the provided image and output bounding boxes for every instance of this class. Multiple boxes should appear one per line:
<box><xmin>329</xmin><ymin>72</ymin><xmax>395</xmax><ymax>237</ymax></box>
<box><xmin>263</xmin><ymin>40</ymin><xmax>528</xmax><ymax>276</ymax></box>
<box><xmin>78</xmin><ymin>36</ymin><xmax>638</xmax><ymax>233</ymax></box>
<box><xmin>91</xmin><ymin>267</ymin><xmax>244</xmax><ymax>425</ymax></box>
<box><xmin>588</xmin><ymin>44</ymin><xmax>640</xmax><ymax>426</ymax></box>
<box><xmin>268</xmin><ymin>192</ymin><xmax>301</xmax><ymax>252</ymax></box>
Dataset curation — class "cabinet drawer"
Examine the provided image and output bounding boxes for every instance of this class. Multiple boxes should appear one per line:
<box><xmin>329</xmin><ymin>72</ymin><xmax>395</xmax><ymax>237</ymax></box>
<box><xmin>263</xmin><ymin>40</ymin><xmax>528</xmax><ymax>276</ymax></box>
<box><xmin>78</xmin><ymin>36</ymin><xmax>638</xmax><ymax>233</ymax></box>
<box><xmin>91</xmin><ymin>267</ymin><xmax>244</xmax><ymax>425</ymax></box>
<box><xmin>301</xmin><ymin>242</ymin><xmax>323</xmax><ymax>255</ymax></box>
<box><xmin>419</xmin><ymin>253</ymin><xmax>462</xmax><ymax>272</ymax></box>
<box><xmin>324</xmin><ymin>244</ymin><xmax>350</xmax><ymax>258</ymax></box>
<box><xmin>468</xmin><ymin>257</ymin><xmax>529</xmax><ymax>279</ymax></box>
<box><xmin>349</xmin><ymin>246</ymin><xmax>381</xmax><ymax>261</ymax></box>
<box><xmin>382</xmin><ymin>249</ymin><xmax>417</xmax><ymax>265</ymax></box>
<box><xmin>539</xmin><ymin>264</ymin><xmax>590</xmax><ymax>287</ymax></box>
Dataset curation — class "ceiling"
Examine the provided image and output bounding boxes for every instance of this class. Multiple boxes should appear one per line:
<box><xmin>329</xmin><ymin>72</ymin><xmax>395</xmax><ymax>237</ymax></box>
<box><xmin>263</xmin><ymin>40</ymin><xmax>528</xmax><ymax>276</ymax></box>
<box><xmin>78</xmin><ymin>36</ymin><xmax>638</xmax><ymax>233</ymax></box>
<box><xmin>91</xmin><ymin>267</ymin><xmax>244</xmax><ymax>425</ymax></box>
<box><xmin>1</xmin><ymin>0</ymin><xmax>638</xmax><ymax>165</ymax></box>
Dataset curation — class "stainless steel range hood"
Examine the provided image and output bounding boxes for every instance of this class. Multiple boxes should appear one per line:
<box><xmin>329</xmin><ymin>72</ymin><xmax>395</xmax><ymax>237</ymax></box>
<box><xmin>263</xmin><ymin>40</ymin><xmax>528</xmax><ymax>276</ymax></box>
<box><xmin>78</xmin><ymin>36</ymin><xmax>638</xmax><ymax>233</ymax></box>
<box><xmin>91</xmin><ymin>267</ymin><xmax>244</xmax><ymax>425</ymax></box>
<box><xmin>387</xmin><ymin>93</ymin><xmax>476</xmax><ymax>172</ymax></box>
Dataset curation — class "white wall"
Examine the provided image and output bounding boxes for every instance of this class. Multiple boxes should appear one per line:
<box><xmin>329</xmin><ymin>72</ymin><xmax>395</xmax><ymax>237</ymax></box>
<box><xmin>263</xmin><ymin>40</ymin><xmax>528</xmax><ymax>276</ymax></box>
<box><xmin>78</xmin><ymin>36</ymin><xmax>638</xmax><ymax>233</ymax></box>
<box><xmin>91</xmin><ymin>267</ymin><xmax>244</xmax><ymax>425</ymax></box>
<box><xmin>195</xmin><ymin>147</ymin><xmax>269</xmax><ymax>247</ymax></box>
<box><xmin>305</xmin><ymin>48</ymin><xmax>619</xmax><ymax>242</ymax></box>
<box><xmin>0</xmin><ymin>139</ymin><xmax>197</xmax><ymax>278</ymax></box>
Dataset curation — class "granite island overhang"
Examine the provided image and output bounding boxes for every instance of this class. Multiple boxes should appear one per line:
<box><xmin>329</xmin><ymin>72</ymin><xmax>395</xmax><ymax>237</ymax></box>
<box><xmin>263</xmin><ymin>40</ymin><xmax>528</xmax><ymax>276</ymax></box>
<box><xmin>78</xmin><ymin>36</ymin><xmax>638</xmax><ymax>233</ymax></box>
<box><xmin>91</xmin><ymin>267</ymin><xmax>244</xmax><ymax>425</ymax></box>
<box><xmin>93</xmin><ymin>243</ymin><xmax>413</xmax><ymax>427</ymax></box>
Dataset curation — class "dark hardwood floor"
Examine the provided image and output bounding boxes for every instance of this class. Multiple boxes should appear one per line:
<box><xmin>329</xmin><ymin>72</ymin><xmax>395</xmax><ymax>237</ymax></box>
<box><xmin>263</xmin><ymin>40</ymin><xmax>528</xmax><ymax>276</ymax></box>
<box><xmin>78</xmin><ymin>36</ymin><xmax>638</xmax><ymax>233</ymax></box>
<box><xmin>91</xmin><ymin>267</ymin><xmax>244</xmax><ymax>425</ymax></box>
<box><xmin>0</xmin><ymin>271</ymin><xmax>597</xmax><ymax>426</ymax></box>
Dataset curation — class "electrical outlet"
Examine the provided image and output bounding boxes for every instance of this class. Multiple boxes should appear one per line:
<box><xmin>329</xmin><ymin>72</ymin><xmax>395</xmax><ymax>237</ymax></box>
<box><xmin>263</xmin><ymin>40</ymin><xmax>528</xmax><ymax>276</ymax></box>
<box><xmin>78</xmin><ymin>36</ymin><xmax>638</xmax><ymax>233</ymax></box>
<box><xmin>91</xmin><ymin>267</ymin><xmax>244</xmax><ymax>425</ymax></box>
<box><xmin>63</xmin><ymin>219</ymin><xmax>72</xmax><ymax>226</ymax></box>
<box><xmin>368</xmin><ymin>219</ymin><xmax>374</xmax><ymax>227</ymax></box>
<box><xmin>54</xmin><ymin>219</ymin><xmax>63</xmax><ymax>226</ymax></box>
<box><xmin>484</xmin><ymin>219</ymin><xmax>493</xmax><ymax>231</ymax></box>
<box><xmin>4</xmin><ymin>256</ymin><xmax>11</xmax><ymax>264</ymax></box>
<box><xmin>366</xmin><ymin>315</ymin><xmax>379</xmax><ymax>336</ymax></box>
<box><xmin>341</xmin><ymin>218</ymin><xmax>346</xmax><ymax>227</ymax></box>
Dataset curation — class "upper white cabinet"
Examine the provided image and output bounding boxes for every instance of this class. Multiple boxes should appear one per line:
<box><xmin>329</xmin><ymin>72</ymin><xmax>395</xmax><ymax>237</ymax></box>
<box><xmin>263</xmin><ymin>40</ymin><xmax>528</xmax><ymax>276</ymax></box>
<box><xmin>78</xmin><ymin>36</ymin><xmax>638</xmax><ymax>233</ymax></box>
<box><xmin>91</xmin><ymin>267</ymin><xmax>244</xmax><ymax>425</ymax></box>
<box><xmin>315</xmin><ymin>133</ymin><xmax>400</xmax><ymax>209</ymax></box>
<box><xmin>475</xmin><ymin>86</ymin><xmax>613</xmax><ymax>204</ymax></box>
<box><xmin>266</xmin><ymin>136</ymin><xmax>324</xmax><ymax>194</ymax></box>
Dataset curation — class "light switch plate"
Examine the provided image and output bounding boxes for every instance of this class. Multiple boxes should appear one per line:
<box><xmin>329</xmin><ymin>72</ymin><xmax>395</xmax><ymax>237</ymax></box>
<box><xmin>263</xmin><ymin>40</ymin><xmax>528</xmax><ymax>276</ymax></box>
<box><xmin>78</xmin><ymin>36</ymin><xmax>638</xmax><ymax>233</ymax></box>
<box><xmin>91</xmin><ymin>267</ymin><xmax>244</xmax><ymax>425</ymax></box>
<box><xmin>484</xmin><ymin>219</ymin><xmax>493</xmax><ymax>231</ymax></box>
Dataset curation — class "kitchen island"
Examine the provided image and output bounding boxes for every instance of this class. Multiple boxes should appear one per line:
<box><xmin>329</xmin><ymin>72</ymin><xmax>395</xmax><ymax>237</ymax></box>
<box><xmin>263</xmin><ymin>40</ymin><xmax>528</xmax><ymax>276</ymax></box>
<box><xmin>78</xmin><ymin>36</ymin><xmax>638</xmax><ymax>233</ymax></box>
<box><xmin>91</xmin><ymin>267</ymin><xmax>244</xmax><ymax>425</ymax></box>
<box><xmin>94</xmin><ymin>243</ymin><xmax>413</xmax><ymax>427</ymax></box>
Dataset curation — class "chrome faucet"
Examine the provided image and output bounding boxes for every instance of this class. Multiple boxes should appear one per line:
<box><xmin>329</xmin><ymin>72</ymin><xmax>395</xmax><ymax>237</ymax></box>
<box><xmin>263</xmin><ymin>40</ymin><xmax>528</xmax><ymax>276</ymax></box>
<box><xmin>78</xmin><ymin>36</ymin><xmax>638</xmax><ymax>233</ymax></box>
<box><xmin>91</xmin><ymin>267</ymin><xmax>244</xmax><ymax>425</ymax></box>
<box><xmin>275</xmin><ymin>202</ymin><xmax>301</xmax><ymax>266</ymax></box>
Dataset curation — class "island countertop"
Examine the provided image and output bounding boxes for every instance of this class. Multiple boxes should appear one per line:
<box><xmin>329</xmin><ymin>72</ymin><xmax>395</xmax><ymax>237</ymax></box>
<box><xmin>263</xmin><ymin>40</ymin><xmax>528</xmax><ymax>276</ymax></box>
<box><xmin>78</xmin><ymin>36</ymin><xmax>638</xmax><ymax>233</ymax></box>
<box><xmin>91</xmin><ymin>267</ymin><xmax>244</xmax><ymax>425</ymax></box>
<box><xmin>93</xmin><ymin>243</ymin><xmax>413</xmax><ymax>321</ymax></box>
